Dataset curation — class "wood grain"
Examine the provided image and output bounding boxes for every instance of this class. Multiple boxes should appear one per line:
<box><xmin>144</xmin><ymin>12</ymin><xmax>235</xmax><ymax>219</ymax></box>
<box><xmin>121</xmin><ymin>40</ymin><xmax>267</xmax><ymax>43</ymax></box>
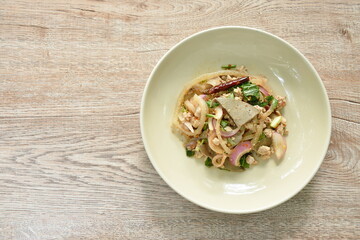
<box><xmin>0</xmin><ymin>0</ymin><xmax>359</xmax><ymax>239</ymax></box>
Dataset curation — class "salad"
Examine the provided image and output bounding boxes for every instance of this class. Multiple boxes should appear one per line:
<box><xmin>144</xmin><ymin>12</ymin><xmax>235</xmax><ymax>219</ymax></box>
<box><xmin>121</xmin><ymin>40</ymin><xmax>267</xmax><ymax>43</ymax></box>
<box><xmin>172</xmin><ymin>65</ymin><xmax>288</xmax><ymax>171</ymax></box>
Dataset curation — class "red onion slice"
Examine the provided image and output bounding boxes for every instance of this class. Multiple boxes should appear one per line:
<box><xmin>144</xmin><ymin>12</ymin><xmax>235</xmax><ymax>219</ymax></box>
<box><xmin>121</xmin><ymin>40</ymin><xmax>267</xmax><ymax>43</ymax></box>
<box><xmin>212</xmin><ymin>118</ymin><xmax>216</xmax><ymax>130</ymax></box>
<box><xmin>220</xmin><ymin>127</ymin><xmax>240</xmax><ymax>138</ymax></box>
<box><xmin>259</xmin><ymin>85</ymin><xmax>269</xmax><ymax>96</ymax></box>
<box><xmin>199</xmin><ymin>94</ymin><xmax>207</xmax><ymax>99</ymax></box>
<box><xmin>185</xmin><ymin>139</ymin><xmax>197</xmax><ymax>150</ymax></box>
<box><xmin>229</xmin><ymin>141</ymin><xmax>252</xmax><ymax>166</ymax></box>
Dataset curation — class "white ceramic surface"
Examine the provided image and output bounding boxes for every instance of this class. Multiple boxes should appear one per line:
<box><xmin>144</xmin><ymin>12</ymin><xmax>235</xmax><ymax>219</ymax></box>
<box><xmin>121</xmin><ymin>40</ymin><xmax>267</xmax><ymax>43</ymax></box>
<box><xmin>140</xmin><ymin>26</ymin><xmax>331</xmax><ymax>214</ymax></box>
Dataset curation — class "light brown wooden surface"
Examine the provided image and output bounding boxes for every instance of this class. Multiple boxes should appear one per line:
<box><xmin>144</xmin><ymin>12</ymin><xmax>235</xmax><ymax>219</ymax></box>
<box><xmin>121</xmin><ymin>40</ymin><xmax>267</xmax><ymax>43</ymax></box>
<box><xmin>0</xmin><ymin>0</ymin><xmax>359</xmax><ymax>239</ymax></box>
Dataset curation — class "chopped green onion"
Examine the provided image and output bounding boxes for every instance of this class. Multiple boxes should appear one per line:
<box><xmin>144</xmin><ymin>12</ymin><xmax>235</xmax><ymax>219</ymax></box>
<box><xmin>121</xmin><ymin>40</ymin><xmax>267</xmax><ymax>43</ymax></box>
<box><xmin>221</xmin><ymin>64</ymin><xmax>237</xmax><ymax>70</ymax></box>
<box><xmin>186</xmin><ymin>149</ymin><xmax>195</xmax><ymax>157</ymax></box>
<box><xmin>205</xmin><ymin>157</ymin><xmax>213</xmax><ymax>167</ymax></box>
<box><xmin>270</xmin><ymin>98</ymin><xmax>278</xmax><ymax>110</ymax></box>
<box><xmin>206</xmin><ymin>114</ymin><xmax>216</xmax><ymax>118</ymax></box>
<box><xmin>270</xmin><ymin>116</ymin><xmax>282</xmax><ymax>128</ymax></box>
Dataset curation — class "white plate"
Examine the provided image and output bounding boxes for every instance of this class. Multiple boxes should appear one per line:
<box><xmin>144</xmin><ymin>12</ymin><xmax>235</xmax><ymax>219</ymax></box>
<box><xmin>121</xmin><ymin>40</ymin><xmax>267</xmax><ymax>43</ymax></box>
<box><xmin>141</xmin><ymin>26</ymin><xmax>331</xmax><ymax>214</ymax></box>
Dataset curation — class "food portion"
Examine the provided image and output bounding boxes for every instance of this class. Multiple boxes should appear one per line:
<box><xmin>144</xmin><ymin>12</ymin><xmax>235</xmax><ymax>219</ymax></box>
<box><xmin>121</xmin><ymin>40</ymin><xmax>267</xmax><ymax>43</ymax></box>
<box><xmin>172</xmin><ymin>65</ymin><xmax>288</xmax><ymax>171</ymax></box>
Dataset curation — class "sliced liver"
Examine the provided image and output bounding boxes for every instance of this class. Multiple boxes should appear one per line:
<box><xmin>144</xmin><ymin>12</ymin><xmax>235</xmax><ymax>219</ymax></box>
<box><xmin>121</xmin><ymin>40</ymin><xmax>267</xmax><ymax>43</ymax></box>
<box><xmin>216</xmin><ymin>97</ymin><xmax>260</xmax><ymax>127</ymax></box>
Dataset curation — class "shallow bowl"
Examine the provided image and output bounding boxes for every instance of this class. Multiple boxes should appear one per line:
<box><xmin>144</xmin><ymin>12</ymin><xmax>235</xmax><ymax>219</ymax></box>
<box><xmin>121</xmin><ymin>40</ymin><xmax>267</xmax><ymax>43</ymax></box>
<box><xmin>141</xmin><ymin>26</ymin><xmax>331</xmax><ymax>213</ymax></box>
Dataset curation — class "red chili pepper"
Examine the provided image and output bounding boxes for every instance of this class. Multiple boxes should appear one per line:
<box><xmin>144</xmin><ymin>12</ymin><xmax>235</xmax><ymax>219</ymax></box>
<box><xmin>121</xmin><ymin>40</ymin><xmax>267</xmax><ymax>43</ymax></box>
<box><xmin>207</xmin><ymin>76</ymin><xmax>249</xmax><ymax>94</ymax></box>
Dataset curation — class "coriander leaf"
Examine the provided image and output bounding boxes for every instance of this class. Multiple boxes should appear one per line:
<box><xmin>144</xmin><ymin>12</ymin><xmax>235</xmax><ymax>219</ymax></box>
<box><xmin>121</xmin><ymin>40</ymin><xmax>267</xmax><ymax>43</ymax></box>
<box><xmin>186</xmin><ymin>149</ymin><xmax>195</xmax><ymax>157</ymax></box>
<box><xmin>240</xmin><ymin>153</ymin><xmax>250</xmax><ymax>168</ymax></box>
<box><xmin>205</xmin><ymin>157</ymin><xmax>213</xmax><ymax>167</ymax></box>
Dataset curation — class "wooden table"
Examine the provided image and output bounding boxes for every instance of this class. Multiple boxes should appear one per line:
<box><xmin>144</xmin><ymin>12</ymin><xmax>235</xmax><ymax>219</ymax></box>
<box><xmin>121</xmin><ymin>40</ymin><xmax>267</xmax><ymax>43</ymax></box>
<box><xmin>1</xmin><ymin>1</ymin><xmax>359</xmax><ymax>239</ymax></box>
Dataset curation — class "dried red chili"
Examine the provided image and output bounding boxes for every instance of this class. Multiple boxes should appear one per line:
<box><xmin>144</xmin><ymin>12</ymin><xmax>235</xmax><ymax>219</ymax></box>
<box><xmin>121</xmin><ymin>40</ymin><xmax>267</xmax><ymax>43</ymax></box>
<box><xmin>207</xmin><ymin>76</ymin><xmax>250</xmax><ymax>94</ymax></box>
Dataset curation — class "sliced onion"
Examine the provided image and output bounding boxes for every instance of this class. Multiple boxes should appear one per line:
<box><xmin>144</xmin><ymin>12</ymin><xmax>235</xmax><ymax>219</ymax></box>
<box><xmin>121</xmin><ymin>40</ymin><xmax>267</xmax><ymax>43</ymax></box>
<box><xmin>180</xmin><ymin>94</ymin><xmax>209</xmax><ymax>136</ymax></box>
<box><xmin>184</xmin><ymin>100</ymin><xmax>196</xmax><ymax>113</ymax></box>
<box><xmin>208</xmin><ymin>117</ymin><xmax>214</xmax><ymax>131</ymax></box>
<box><xmin>259</xmin><ymin>86</ymin><xmax>269</xmax><ymax>96</ymax></box>
<box><xmin>272</xmin><ymin>132</ymin><xmax>287</xmax><ymax>159</ymax></box>
<box><xmin>214</xmin><ymin>106</ymin><xmax>223</xmax><ymax>120</ymax></box>
<box><xmin>212</xmin><ymin>118</ymin><xmax>216</xmax><ymax>130</ymax></box>
<box><xmin>212</xmin><ymin>154</ymin><xmax>227</xmax><ymax>168</ymax></box>
<box><xmin>208</xmin><ymin>131</ymin><xmax>224</xmax><ymax>154</ymax></box>
<box><xmin>183</xmin><ymin>122</ymin><xmax>194</xmax><ymax>133</ymax></box>
<box><xmin>229</xmin><ymin>141</ymin><xmax>252</xmax><ymax>166</ymax></box>
<box><xmin>185</xmin><ymin>139</ymin><xmax>197</xmax><ymax>150</ymax></box>
<box><xmin>251</xmin><ymin>118</ymin><xmax>264</xmax><ymax>146</ymax></box>
<box><xmin>243</xmin><ymin>133</ymin><xmax>255</xmax><ymax>141</ymax></box>
<box><xmin>192</xmin><ymin>94</ymin><xmax>208</xmax><ymax>135</ymax></box>
<box><xmin>221</xmin><ymin>127</ymin><xmax>240</xmax><ymax>138</ymax></box>
<box><xmin>194</xmin><ymin>106</ymin><xmax>201</xmax><ymax>118</ymax></box>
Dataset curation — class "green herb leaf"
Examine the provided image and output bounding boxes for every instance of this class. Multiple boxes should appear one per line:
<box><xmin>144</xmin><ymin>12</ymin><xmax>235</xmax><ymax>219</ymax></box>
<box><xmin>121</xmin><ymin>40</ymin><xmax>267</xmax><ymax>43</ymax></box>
<box><xmin>265</xmin><ymin>95</ymin><xmax>274</xmax><ymax>102</ymax></box>
<box><xmin>258</xmin><ymin>132</ymin><xmax>266</xmax><ymax>141</ymax></box>
<box><xmin>255</xmin><ymin>95</ymin><xmax>274</xmax><ymax>107</ymax></box>
<box><xmin>221</xmin><ymin>64</ymin><xmax>237</xmax><ymax>70</ymax></box>
<box><xmin>206</xmin><ymin>100</ymin><xmax>220</xmax><ymax>108</ymax></box>
<box><xmin>240</xmin><ymin>153</ymin><xmax>250</xmax><ymax>168</ymax></box>
<box><xmin>220</xmin><ymin>120</ymin><xmax>229</xmax><ymax>128</ymax></box>
<box><xmin>202</xmin><ymin>122</ymin><xmax>208</xmax><ymax>131</ymax></box>
<box><xmin>186</xmin><ymin>149</ymin><xmax>195</xmax><ymax>157</ymax></box>
<box><xmin>241</xmin><ymin>82</ymin><xmax>260</xmax><ymax>103</ymax></box>
<box><xmin>198</xmin><ymin>139</ymin><xmax>206</xmax><ymax>145</ymax></box>
<box><xmin>206</xmin><ymin>113</ymin><xmax>216</xmax><ymax>118</ymax></box>
<box><xmin>205</xmin><ymin>157</ymin><xmax>213</xmax><ymax>167</ymax></box>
